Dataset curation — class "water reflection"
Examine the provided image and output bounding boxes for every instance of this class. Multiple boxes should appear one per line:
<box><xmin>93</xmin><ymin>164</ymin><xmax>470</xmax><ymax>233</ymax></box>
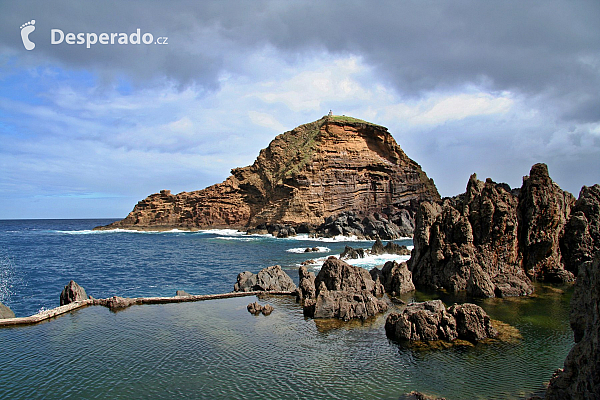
<box><xmin>0</xmin><ymin>284</ymin><xmax>573</xmax><ymax>400</ymax></box>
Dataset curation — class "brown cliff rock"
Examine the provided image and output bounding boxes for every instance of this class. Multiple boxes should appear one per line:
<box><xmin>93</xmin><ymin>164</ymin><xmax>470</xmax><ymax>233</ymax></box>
<box><xmin>409</xmin><ymin>163</ymin><xmax>577</xmax><ymax>298</ymax></box>
<box><xmin>96</xmin><ymin>116</ymin><xmax>439</xmax><ymax>237</ymax></box>
<box><xmin>546</xmin><ymin>254</ymin><xmax>600</xmax><ymax>399</ymax></box>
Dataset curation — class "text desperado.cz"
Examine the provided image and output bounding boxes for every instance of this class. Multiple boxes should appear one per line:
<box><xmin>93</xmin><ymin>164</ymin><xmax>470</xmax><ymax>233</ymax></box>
<box><xmin>51</xmin><ymin>29</ymin><xmax>167</xmax><ymax>48</ymax></box>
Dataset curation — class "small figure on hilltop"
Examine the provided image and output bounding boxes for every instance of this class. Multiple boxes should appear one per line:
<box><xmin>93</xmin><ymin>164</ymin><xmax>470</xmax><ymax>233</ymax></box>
<box><xmin>328</xmin><ymin>110</ymin><xmax>333</xmax><ymax>116</ymax></box>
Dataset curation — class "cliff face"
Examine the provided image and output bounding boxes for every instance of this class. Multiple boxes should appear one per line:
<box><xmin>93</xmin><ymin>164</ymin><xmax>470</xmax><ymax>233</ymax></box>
<box><xmin>546</xmin><ymin>185</ymin><xmax>600</xmax><ymax>399</ymax></box>
<box><xmin>518</xmin><ymin>163</ymin><xmax>576</xmax><ymax>282</ymax></box>
<box><xmin>546</xmin><ymin>255</ymin><xmax>600</xmax><ymax>399</ymax></box>
<box><xmin>409</xmin><ymin>163</ymin><xmax>576</xmax><ymax>298</ymax></box>
<box><xmin>99</xmin><ymin>116</ymin><xmax>440</xmax><ymax>231</ymax></box>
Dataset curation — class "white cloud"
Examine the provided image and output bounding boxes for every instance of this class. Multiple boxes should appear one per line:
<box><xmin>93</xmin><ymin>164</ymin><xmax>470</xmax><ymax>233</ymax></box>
<box><xmin>248</xmin><ymin>111</ymin><xmax>286</xmax><ymax>132</ymax></box>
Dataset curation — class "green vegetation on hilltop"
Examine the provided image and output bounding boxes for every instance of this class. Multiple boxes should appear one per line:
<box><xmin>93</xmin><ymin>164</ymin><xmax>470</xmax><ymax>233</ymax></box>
<box><xmin>328</xmin><ymin>115</ymin><xmax>384</xmax><ymax>128</ymax></box>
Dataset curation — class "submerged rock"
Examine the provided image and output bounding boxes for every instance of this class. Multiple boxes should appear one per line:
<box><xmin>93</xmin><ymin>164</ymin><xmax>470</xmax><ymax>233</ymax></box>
<box><xmin>247</xmin><ymin>302</ymin><xmax>274</xmax><ymax>316</ymax></box>
<box><xmin>304</xmin><ymin>247</ymin><xmax>319</xmax><ymax>253</ymax></box>
<box><xmin>0</xmin><ymin>302</ymin><xmax>15</xmax><ymax>319</ymax></box>
<box><xmin>59</xmin><ymin>280</ymin><xmax>90</xmax><ymax>306</ymax></box>
<box><xmin>234</xmin><ymin>265</ymin><xmax>296</xmax><ymax>292</ymax></box>
<box><xmin>399</xmin><ymin>391</ymin><xmax>447</xmax><ymax>400</ymax></box>
<box><xmin>546</xmin><ymin>254</ymin><xmax>600</xmax><ymax>399</ymax></box>
<box><xmin>385</xmin><ymin>300</ymin><xmax>497</xmax><ymax>343</ymax></box>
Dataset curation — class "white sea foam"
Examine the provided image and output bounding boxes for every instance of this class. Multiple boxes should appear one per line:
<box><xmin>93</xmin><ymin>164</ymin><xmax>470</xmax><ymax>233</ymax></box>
<box><xmin>196</xmin><ymin>229</ymin><xmax>247</xmax><ymax>236</ymax></box>
<box><xmin>55</xmin><ymin>228</ymin><xmax>190</xmax><ymax>235</ymax></box>
<box><xmin>214</xmin><ymin>236</ymin><xmax>262</xmax><ymax>242</ymax></box>
<box><xmin>286</xmin><ymin>246</ymin><xmax>330</xmax><ymax>254</ymax></box>
<box><xmin>286</xmin><ymin>233</ymin><xmax>375</xmax><ymax>243</ymax></box>
<box><xmin>299</xmin><ymin>253</ymin><xmax>411</xmax><ymax>270</ymax></box>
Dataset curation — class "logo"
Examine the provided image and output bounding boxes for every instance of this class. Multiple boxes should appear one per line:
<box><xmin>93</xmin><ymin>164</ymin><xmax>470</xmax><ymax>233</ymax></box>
<box><xmin>20</xmin><ymin>20</ymin><xmax>36</xmax><ymax>50</ymax></box>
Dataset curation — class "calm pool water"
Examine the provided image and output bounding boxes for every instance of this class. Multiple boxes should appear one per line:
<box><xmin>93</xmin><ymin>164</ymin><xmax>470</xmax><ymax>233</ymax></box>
<box><xmin>0</xmin><ymin>220</ymin><xmax>574</xmax><ymax>399</ymax></box>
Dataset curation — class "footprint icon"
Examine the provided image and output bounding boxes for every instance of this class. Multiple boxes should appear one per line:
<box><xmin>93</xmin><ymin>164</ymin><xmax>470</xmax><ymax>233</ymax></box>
<box><xmin>20</xmin><ymin>20</ymin><xmax>36</xmax><ymax>51</ymax></box>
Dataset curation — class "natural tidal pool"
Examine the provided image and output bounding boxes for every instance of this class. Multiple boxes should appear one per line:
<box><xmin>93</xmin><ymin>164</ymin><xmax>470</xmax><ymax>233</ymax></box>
<box><xmin>0</xmin><ymin>219</ymin><xmax>574</xmax><ymax>399</ymax></box>
<box><xmin>0</xmin><ymin>286</ymin><xmax>572</xmax><ymax>400</ymax></box>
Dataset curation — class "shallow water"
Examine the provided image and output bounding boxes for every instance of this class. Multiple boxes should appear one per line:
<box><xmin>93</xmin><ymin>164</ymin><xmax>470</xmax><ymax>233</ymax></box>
<box><xmin>0</xmin><ymin>220</ymin><xmax>574</xmax><ymax>399</ymax></box>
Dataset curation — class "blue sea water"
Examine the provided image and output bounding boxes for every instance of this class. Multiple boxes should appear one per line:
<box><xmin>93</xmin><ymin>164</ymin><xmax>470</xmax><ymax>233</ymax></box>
<box><xmin>0</xmin><ymin>219</ymin><xmax>405</xmax><ymax>317</ymax></box>
<box><xmin>0</xmin><ymin>219</ymin><xmax>573</xmax><ymax>399</ymax></box>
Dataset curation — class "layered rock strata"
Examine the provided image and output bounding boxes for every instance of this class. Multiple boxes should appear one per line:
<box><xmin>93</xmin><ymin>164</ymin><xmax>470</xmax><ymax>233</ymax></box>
<box><xmin>234</xmin><ymin>265</ymin><xmax>296</xmax><ymax>292</ymax></box>
<box><xmin>410</xmin><ymin>163</ymin><xmax>578</xmax><ymax>298</ymax></box>
<box><xmin>302</xmin><ymin>257</ymin><xmax>388</xmax><ymax>320</ymax></box>
<box><xmin>385</xmin><ymin>300</ymin><xmax>497</xmax><ymax>342</ymax></box>
<box><xmin>97</xmin><ymin>116</ymin><xmax>439</xmax><ymax>238</ymax></box>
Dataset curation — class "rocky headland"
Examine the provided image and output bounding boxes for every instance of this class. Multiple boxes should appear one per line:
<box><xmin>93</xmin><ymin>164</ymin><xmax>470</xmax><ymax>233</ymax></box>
<box><xmin>409</xmin><ymin>163</ymin><xmax>585</xmax><ymax>298</ymax></box>
<box><xmin>95</xmin><ymin>116</ymin><xmax>439</xmax><ymax>239</ymax></box>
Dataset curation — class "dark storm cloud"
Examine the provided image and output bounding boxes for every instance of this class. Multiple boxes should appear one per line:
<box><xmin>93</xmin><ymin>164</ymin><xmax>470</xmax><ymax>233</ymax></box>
<box><xmin>2</xmin><ymin>0</ymin><xmax>599</xmax><ymax>122</ymax></box>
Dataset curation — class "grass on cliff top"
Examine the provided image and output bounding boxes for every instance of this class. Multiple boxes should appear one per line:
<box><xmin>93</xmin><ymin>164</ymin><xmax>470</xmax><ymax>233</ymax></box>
<box><xmin>328</xmin><ymin>115</ymin><xmax>385</xmax><ymax>128</ymax></box>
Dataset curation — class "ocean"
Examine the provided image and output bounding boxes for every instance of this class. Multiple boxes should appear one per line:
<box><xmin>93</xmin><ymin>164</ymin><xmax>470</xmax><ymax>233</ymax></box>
<box><xmin>0</xmin><ymin>219</ymin><xmax>573</xmax><ymax>399</ymax></box>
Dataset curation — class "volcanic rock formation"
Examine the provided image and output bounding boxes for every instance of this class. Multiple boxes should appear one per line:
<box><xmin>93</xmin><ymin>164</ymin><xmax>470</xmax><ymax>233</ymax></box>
<box><xmin>97</xmin><ymin>116</ymin><xmax>439</xmax><ymax>238</ymax></box>
<box><xmin>302</xmin><ymin>257</ymin><xmax>388</xmax><ymax>320</ymax></box>
<box><xmin>546</xmin><ymin>254</ymin><xmax>600</xmax><ymax>399</ymax></box>
<box><xmin>409</xmin><ymin>163</ymin><xmax>578</xmax><ymax>298</ymax></box>
<box><xmin>545</xmin><ymin>189</ymin><xmax>600</xmax><ymax>399</ymax></box>
<box><xmin>233</xmin><ymin>265</ymin><xmax>296</xmax><ymax>293</ymax></box>
<box><xmin>385</xmin><ymin>300</ymin><xmax>497</xmax><ymax>342</ymax></box>
<box><xmin>60</xmin><ymin>280</ymin><xmax>90</xmax><ymax>306</ymax></box>
<box><xmin>560</xmin><ymin>184</ymin><xmax>600</xmax><ymax>273</ymax></box>
<box><xmin>370</xmin><ymin>260</ymin><xmax>416</xmax><ymax>295</ymax></box>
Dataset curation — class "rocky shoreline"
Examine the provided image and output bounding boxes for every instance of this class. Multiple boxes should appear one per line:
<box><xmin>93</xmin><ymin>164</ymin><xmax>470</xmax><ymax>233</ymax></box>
<box><xmin>4</xmin><ymin>120</ymin><xmax>600</xmax><ymax>397</ymax></box>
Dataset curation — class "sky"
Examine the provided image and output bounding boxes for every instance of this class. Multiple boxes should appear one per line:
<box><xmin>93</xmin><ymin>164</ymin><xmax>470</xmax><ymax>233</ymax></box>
<box><xmin>1</xmin><ymin>1</ymin><xmax>599</xmax><ymax>219</ymax></box>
